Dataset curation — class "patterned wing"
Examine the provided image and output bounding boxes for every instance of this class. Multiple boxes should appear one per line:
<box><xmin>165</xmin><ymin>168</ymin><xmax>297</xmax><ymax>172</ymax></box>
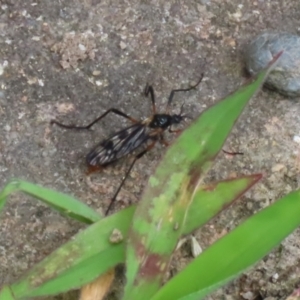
<box><xmin>86</xmin><ymin>123</ymin><xmax>149</xmax><ymax>166</ymax></box>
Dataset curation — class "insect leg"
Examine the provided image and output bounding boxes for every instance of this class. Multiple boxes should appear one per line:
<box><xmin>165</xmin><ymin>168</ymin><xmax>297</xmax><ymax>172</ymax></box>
<box><xmin>159</xmin><ymin>134</ymin><xmax>169</xmax><ymax>147</ymax></box>
<box><xmin>50</xmin><ymin>108</ymin><xmax>138</xmax><ymax>130</ymax></box>
<box><xmin>222</xmin><ymin>149</ymin><xmax>244</xmax><ymax>156</ymax></box>
<box><xmin>144</xmin><ymin>84</ymin><xmax>156</xmax><ymax>113</ymax></box>
<box><xmin>168</xmin><ymin>127</ymin><xmax>182</xmax><ymax>134</ymax></box>
<box><xmin>105</xmin><ymin>140</ymin><xmax>157</xmax><ymax>216</ymax></box>
<box><xmin>166</xmin><ymin>73</ymin><xmax>204</xmax><ymax>113</ymax></box>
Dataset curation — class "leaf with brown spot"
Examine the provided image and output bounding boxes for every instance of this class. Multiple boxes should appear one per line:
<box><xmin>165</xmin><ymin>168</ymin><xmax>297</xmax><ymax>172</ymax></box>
<box><xmin>123</xmin><ymin>53</ymin><xmax>282</xmax><ymax>300</ymax></box>
<box><xmin>0</xmin><ymin>175</ymin><xmax>266</xmax><ymax>298</ymax></box>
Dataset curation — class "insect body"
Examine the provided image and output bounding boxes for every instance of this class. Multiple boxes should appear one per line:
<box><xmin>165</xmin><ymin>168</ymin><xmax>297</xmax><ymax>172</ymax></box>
<box><xmin>87</xmin><ymin>113</ymin><xmax>184</xmax><ymax>166</ymax></box>
<box><xmin>51</xmin><ymin>74</ymin><xmax>204</xmax><ymax>215</ymax></box>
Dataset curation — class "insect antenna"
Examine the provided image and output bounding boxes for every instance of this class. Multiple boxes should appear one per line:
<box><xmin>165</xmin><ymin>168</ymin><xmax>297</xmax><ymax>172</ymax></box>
<box><xmin>144</xmin><ymin>84</ymin><xmax>157</xmax><ymax>114</ymax></box>
<box><xmin>166</xmin><ymin>72</ymin><xmax>204</xmax><ymax>113</ymax></box>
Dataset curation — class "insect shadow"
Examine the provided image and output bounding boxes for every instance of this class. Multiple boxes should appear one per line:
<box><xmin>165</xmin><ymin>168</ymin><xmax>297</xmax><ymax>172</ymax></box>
<box><xmin>51</xmin><ymin>74</ymin><xmax>204</xmax><ymax>215</ymax></box>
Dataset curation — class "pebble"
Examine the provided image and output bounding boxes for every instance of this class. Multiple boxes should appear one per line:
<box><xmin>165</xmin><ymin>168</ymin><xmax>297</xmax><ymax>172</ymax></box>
<box><xmin>92</xmin><ymin>70</ymin><xmax>101</xmax><ymax>76</ymax></box>
<box><xmin>120</xmin><ymin>41</ymin><xmax>127</xmax><ymax>50</ymax></box>
<box><xmin>244</xmin><ymin>32</ymin><xmax>300</xmax><ymax>97</ymax></box>
<box><xmin>241</xmin><ymin>291</ymin><xmax>254</xmax><ymax>300</ymax></box>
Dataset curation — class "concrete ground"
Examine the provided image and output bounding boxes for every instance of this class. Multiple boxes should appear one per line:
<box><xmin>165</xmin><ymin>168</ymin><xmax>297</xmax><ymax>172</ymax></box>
<box><xmin>1</xmin><ymin>0</ymin><xmax>300</xmax><ymax>299</ymax></box>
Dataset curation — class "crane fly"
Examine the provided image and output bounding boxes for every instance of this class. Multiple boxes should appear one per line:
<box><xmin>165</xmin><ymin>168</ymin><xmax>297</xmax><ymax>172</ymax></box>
<box><xmin>51</xmin><ymin>74</ymin><xmax>204</xmax><ymax>215</ymax></box>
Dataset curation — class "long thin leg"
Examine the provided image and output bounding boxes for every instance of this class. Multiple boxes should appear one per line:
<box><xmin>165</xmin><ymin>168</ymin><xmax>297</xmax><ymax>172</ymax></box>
<box><xmin>105</xmin><ymin>140</ymin><xmax>157</xmax><ymax>215</ymax></box>
<box><xmin>168</xmin><ymin>127</ymin><xmax>182</xmax><ymax>134</ymax></box>
<box><xmin>50</xmin><ymin>108</ymin><xmax>138</xmax><ymax>130</ymax></box>
<box><xmin>144</xmin><ymin>84</ymin><xmax>156</xmax><ymax>114</ymax></box>
<box><xmin>166</xmin><ymin>73</ymin><xmax>204</xmax><ymax>112</ymax></box>
<box><xmin>222</xmin><ymin>149</ymin><xmax>244</xmax><ymax>156</ymax></box>
<box><xmin>158</xmin><ymin>130</ymin><xmax>181</xmax><ymax>147</ymax></box>
<box><xmin>159</xmin><ymin>134</ymin><xmax>169</xmax><ymax>147</ymax></box>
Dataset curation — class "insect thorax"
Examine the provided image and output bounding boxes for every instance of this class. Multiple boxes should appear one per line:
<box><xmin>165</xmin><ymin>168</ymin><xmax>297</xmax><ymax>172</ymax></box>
<box><xmin>149</xmin><ymin>114</ymin><xmax>172</xmax><ymax>129</ymax></box>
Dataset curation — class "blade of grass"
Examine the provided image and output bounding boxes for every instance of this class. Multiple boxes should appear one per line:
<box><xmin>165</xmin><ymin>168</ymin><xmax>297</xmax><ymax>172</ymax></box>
<box><xmin>1</xmin><ymin>174</ymin><xmax>257</xmax><ymax>298</ymax></box>
<box><xmin>10</xmin><ymin>207</ymin><xmax>133</xmax><ymax>298</ymax></box>
<box><xmin>0</xmin><ymin>286</ymin><xmax>15</xmax><ymax>300</ymax></box>
<box><xmin>124</xmin><ymin>53</ymin><xmax>282</xmax><ymax>300</ymax></box>
<box><xmin>0</xmin><ymin>180</ymin><xmax>101</xmax><ymax>224</ymax></box>
<box><xmin>184</xmin><ymin>174</ymin><xmax>261</xmax><ymax>235</ymax></box>
<box><xmin>20</xmin><ymin>247</ymin><xmax>123</xmax><ymax>298</ymax></box>
<box><xmin>151</xmin><ymin>189</ymin><xmax>300</xmax><ymax>300</ymax></box>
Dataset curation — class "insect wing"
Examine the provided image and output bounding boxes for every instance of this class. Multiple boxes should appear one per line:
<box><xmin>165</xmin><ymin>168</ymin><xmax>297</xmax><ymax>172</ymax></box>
<box><xmin>87</xmin><ymin>123</ymin><xmax>148</xmax><ymax>166</ymax></box>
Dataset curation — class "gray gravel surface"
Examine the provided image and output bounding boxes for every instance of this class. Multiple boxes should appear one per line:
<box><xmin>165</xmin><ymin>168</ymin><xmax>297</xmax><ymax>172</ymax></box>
<box><xmin>1</xmin><ymin>1</ymin><xmax>300</xmax><ymax>299</ymax></box>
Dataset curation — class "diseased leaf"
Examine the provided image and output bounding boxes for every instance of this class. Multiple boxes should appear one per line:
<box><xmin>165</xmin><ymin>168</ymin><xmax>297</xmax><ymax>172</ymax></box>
<box><xmin>151</xmin><ymin>189</ymin><xmax>300</xmax><ymax>300</ymax></box>
<box><xmin>123</xmin><ymin>53</ymin><xmax>282</xmax><ymax>300</ymax></box>
<box><xmin>2</xmin><ymin>175</ymin><xmax>258</xmax><ymax>298</ymax></box>
<box><xmin>184</xmin><ymin>174</ymin><xmax>261</xmax><ymax>235</ymax></box>
<box><xmin>10</xmin><ymin>208</ymin><xmax>132</xmax><ymax>298</ymax></box>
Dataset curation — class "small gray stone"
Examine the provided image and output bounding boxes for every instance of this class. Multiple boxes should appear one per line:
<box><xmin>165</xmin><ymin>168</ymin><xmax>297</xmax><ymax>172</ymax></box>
<box><xmin>244</xmin><ymin>32</ymin><xmax>300</xmax><ymax>97</ymax></box>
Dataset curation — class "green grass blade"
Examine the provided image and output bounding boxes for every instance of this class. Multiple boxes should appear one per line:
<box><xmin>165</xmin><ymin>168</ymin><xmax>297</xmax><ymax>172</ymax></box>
<box><xmin>151</xmin><ymin>190</ymin><xmax>300</xmax><ymax>300</ymax></box>
<box><xmin>20</xmin><ymin>247</ymin><xmax>124</xmax><ymax>298</ymax></box>
<box><xmin>183</xmin><ymin>174</ymin><xmax>261</xmax><ymax>235</ymax></box>
<box><xmin>0</xmin><ymin>180</ymin><xmax>20</xmax><ymax>214</ymax></box>
<box><xmin>124</xmin><ymin>53</ymin><xmax>282</xmax><ymax>300</ymax></box>
<box><xmin>10</xmin><ymin>207</ymin><xmax>133</xmax><ymax>298</ymax></box>
<box><xmin>5</xmin><ymin>175</ymin><xmax>257</xmax><ymax>298</ymax></box>
<box><xmin>0</xmin><ymin>180</ymin><xmax>101</xmax><ymax>224</ymax></box>
<box><xmin>0</xmin><ymin>286</ymin><xmax>15</xmax><ymax>300</ymax></box>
